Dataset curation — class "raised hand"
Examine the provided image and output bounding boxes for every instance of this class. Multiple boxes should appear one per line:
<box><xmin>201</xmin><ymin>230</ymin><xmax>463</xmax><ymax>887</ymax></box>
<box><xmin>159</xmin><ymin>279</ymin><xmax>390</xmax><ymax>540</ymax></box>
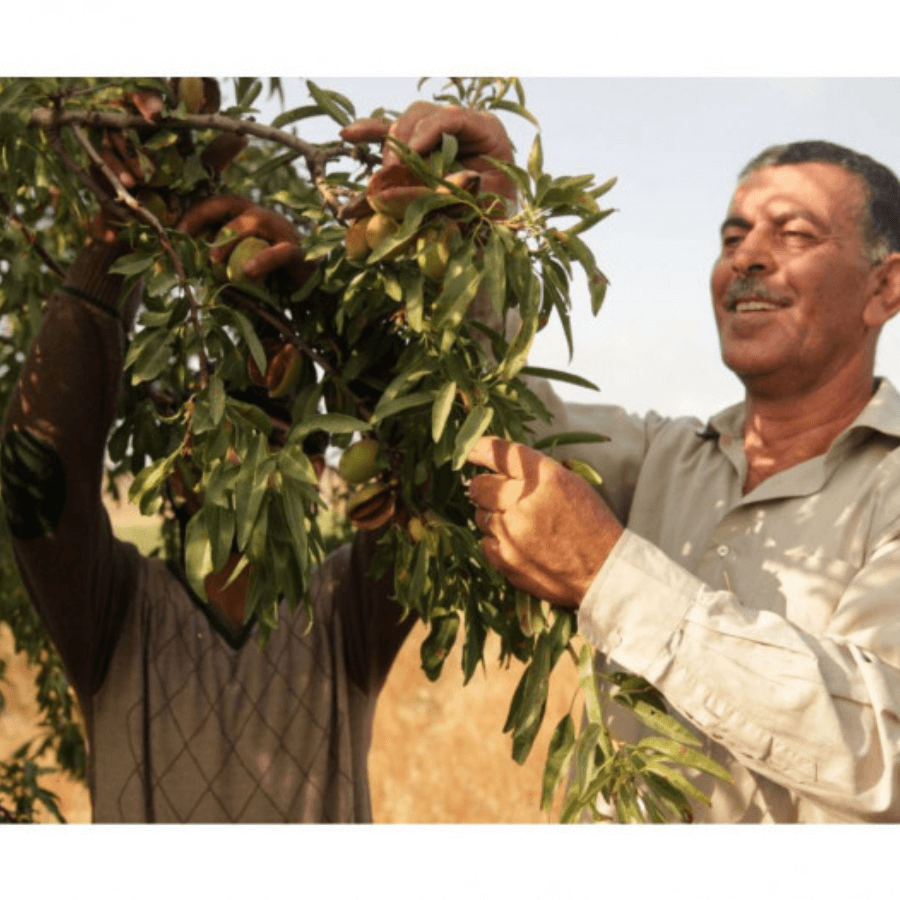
<box><xmin>178</xmin><ymin>195</ymin><xmax>317</xmax><ymax>288</ymax></box>
<box><xmin>467</xmin><ymin>436</ymin><xmax>623</xmax><ymax>607</ymax></box>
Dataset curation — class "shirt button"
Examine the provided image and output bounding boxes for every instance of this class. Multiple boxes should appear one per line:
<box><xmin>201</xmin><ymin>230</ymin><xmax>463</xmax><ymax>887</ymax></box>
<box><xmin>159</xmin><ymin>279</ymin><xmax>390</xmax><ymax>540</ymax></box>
<box><xmin>716</xmin><ymin>545</ymin><xmax>729</xmax><ymax>557</ymax></box>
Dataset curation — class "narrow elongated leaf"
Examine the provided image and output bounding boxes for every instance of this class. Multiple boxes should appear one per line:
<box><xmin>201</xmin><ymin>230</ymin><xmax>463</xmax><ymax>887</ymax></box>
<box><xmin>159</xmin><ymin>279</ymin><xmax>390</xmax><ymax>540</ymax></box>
<box><xmin>637</xmin><ymin>736</ymin><xmax>733</xmax><ymax>783</ymax></box>
<box><xmin>431</xmin><ymin>257</ymin><xmax>484</xmax><ymax>331</ymax></box>
<box><xmin>519</xmin><ymin>366</ymin><xmax>600</xmax><ymax>392</ymax></box>
<box><xmin>621</xmin><ymin>698</ymin><xmax>703</xmax><ymax>747</ymax></box>
<box><xmin>461</xmin><ymin>602</ymin><xmax>487</xmax><ymax>685</ymax></box>
<box><xmin>431</xmin><ymin>380</ymin><xmax>457</xmax><ymax>443</ymax></box>
<box><xmin>527</xmin><ymin>133</ymin><xmax>544</xmax><ymax>182</ymax></box>
<box><xmin>371</xmin><ymin>390</ymin><xmax>435</xmax><ymax>425</ymax></box>
<box><xmin>270</xmin><ymin>105</ymin><xmax>322</xmax><ymax>128</ymax></box>
<box><xmin>420</xmin><ymin>613</ymin><xmax>459</xmax><ymax>681</ymax></box>
<box><xmin>292</xmin><ymin>412</ymin><xmax>371</xmax><ymax>438</ymax></box>
<box><xmin>126</xmin><ymin>329</ymin><xmax>174</xmax><ymax>384</ymax></box>
<box><xmin>306</xmin><ymin>80</ymin><xmax>352</xmax><ymax>126</ymax></box>
<box><xmin>222</xmin><ymin>307</ymin><xmax>267</xmax><ymax>375</ymax></box>
<box><xmin>109</xmin><ymin>252</ymin><xmax>157</xmax><ymax>277</ymax></box>
<box><xmin>482</xmin><ymin>228</ymin><xmax>508</xmax><ymax>321</ymax></box>
<box><xmin>577</xmin><ymin>643</ymin><xmax>603</xmax><ymax>724</ymax></box>
<box><xmin>532</xmin><ymin>431</ymin><xmax>609</xmax><ymax>451</ymax></box>
<box><xmin>451</xmin><ymin>405</ymin><xmax>494</xmax><ymax>470</ymax></box>
<box><xmin>640</xmin><ymin>759</ymin><xmax>713</xmax><ymax>807</ymax></box>
<box><xmin>184</xmin><ymin>509</ymin><xmax>214</xmax><ymax>601</ymax></box>
<box><xmin>541</xmin><ymin>714</ymin><xmax>576</xmax><ymax>812</ymax></box>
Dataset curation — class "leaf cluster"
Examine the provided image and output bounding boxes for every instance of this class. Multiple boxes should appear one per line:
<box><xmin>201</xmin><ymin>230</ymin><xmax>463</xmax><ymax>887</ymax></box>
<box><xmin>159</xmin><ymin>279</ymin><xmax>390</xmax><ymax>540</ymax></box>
<box><xmin>0</xmin><ymin>76</ymin><xmax>727</xmax><ymax>823</ymax></box>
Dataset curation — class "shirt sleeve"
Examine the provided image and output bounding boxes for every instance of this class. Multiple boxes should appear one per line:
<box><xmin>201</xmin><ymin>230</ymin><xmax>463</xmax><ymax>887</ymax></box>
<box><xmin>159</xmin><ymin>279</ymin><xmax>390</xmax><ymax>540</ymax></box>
<box><xmin>578</xmin><ymin>528</ymin><xmax>900</xmax><ymax>821</ymax></box>
<box><xmin>1</xmin><ymin>241</ymin><xmax>142</xmax><ymax>705</ymax></box>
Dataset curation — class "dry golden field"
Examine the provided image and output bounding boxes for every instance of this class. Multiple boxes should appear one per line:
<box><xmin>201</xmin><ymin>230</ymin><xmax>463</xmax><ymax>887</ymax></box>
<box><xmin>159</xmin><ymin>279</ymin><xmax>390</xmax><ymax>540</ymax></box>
<box><xmin>1</xmin><ymin>488</ymin><xmax>581</xmax><ymax>824</ymax></box>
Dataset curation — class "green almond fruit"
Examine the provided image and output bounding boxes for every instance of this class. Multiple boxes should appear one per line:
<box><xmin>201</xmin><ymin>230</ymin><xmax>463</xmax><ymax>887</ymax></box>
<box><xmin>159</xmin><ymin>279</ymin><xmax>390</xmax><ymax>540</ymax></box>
<box><xmin>338</xmin><ymin>438</ymin><xmax>383</xmax><ymax>484</ymax></box>
<box><xmin>226</xmin><ymin>236</ymin><xmax>270</xmax><ymax>284</ymax></box>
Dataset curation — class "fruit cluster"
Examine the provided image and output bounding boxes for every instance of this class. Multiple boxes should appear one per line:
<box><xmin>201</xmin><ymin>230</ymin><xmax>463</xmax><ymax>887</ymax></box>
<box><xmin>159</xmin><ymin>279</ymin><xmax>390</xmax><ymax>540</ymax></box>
<box><xmin>343</xmin><ymin>163</ymin><xmax>484</xmax><ymax>281</ymax></box>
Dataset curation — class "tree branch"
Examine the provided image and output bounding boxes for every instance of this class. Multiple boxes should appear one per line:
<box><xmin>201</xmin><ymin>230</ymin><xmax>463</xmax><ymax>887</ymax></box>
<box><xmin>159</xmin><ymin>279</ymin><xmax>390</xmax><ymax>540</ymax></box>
<box><xmin>0</xmin><ymin>194</ymin><xmax>67</xmax><ymax>279</ymax></box>
<box><xmin>28</xmin><ymin>107</ymin><xmax>362</xmax><ymax>174</ymax></box>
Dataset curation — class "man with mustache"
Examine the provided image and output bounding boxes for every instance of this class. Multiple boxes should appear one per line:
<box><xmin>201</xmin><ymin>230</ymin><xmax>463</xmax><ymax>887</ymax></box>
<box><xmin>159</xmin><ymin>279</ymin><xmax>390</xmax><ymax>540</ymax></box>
<box><xmin>465</xmin><ymin>137</ymin><xmax>900</xmax><ymax>821</ymax></box>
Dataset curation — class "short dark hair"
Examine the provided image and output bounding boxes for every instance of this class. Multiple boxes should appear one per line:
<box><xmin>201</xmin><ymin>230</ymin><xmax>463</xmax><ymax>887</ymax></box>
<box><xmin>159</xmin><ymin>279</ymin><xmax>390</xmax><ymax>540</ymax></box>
<box><xmin>740</xmin><ymin>140</ymin><xmax>900</xmax><ymax>264</ymax></box>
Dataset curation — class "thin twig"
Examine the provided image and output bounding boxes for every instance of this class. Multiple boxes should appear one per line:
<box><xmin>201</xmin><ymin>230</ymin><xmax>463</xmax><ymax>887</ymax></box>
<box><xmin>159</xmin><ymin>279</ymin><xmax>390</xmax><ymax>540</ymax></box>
<box><xmin>221</xmin><ymin>286</ymin><xmax>373</xmax><ymax>421</ymax></box>
<box><xmin>28</xmin><ymin>106</ymin><xmax>373</xmax><ymax>214</ymax></box>
<box><xmin>28</xmin><ymin>108</ymin><xmax>355</xmax><ymax>172</ymax></box>
<box><xmin>67</xmin><ymin>121</ymin><xmax>210</xmax><ymax>384</ymax></box>
<box><xmin>0</xmin><ymin>194</ymin><xmax>67</xmax><ymax>278</ymax></box>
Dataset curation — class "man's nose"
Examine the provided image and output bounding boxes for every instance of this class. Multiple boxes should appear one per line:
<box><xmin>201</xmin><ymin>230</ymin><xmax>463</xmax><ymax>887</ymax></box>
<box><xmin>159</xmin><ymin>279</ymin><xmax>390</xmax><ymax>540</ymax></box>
<box><xmin>732</xmin><ymin>229</ymin><xmax>774</xmax><ymax>275</ymax></box>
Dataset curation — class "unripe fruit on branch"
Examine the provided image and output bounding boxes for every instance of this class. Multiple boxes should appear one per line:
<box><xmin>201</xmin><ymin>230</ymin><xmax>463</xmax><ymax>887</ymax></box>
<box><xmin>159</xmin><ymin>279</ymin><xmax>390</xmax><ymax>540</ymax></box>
<box><xmin>365</xmin><ymin>213</ymin><xmax>399</xmax><ymax>251</ymax></box>
<box><xmin>174</xmin><ymin>77</ymin><xmax>220</xmax><ymax>115</ymax></box>
<box><xmin>345</xmin><ymin>215</ymin><xmax>372</xmax><ymax>261</ymax></box>
<box><xmin>366</xmin><ymin>164</ymin><xmax>431</xmax><ymax>220</ymax></box>
<box><xmin>416</xmin><ymin>220</ymin><xmax>458</xmax><ymax>281</ymax></box>
<box><xmin>435</xmin><ymin>169</ymin><xmax>482</xmax><ymax>198</ymax></box>
<box><xmin>346</xmin><ymin>482</ymin><xmax>397</xmax><ymax>531</ymax></box>
<box><xmin>406</xmin><ymin>515</ymin><xmax>427</xmax><ymax>543</ymax></box>
<box><xmin>226</xmin><ymin>236</ymin><xmax>270</xmax><ymax>285</ymax></box>
<box><xmin>178</xmin><ymin>78</ymin><xmax>205</xmax><ymax>114</ymax></box>
<box><xmin>266</xmin><ymin>343</ymin><xmax>307</xmax><ymax>399</ymax></box>
<box><xmin>337</xmin><ymin>438</ymin><xmax>383</xmax><ymax>484</ymax></box>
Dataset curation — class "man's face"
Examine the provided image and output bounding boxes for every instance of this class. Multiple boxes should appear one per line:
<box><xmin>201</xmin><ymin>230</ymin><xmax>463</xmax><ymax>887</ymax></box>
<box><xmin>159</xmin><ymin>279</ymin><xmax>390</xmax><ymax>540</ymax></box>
<box><xmin>710</xmin><ymin>161</ymin><xmax>877</xmax><ymax>397</ymax></box>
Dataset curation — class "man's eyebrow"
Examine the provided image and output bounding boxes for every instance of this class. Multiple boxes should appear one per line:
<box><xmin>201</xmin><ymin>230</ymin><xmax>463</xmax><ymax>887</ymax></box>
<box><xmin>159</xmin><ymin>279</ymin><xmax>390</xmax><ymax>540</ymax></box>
<box><xmin>720</xmin><ymin>216</ymin><xmax>750</xmax><ymax>235</ymax></box>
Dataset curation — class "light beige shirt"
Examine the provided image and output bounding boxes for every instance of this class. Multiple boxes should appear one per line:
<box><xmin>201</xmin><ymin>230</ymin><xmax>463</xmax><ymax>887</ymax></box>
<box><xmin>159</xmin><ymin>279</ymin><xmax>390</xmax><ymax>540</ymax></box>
<box><xmin>531</xmin><ymin>377</ymin><xmax>900</xmax><ymax>822</ymax></box>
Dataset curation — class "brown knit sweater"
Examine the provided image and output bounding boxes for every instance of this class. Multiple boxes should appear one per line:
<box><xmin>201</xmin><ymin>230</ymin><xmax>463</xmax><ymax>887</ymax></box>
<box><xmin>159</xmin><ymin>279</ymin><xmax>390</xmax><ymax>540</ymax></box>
<box><xmin>1</xmin><ymin>242</ymin><xmax>413</xmax><ymax>822</ymax></box>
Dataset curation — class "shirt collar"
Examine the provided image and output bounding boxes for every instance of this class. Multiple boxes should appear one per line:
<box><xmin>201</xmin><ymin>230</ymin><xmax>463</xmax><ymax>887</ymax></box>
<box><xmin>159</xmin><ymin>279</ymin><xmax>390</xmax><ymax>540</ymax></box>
<box><xmin>695</xmin><ymin>377</ymin><xmax>900</xmax><ymax>443</ymax></box>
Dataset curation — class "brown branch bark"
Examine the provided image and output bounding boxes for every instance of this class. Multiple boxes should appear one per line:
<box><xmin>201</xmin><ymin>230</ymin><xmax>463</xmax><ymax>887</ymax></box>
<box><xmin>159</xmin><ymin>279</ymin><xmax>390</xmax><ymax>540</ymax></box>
<box><xmin>28</xmin><ymin>108</ymin><xmax>362</xmax><ymax>175</ymax></box>
<box><xmin>28</xmin><ymin>105</ymin><xmax>380</xmax><ymax>224</ymax></box>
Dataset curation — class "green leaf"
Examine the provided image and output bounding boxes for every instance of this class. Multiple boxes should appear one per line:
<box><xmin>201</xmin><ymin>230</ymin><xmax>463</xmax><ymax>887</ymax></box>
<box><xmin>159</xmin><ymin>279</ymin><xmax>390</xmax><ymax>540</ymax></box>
<box><xmin>431</xmin><ymin>380</ymin><xmax>457</xmax><ymax>443</ymax></box>
<box><xmin>519</xmin><ymin>366</ymin><xmax>600</xmax><ymax>392</ymax></box>
<box><xmin>620</xmin><ymin>698</ymin><xmax>703</xmax><ymax>747</ymax></box>
<box><xmin>184</xmin><ymin>509</ymin><xmax>214</xmax><ymax>601</ymax></box>
<box><xmin>532</xmin><ymin>431</ymin><xmax>609</xmax><ymax>451</ymax></box>
<box><xmin>541</xmin><ymin>714</ymin><xmax>576</xmax><ymax>812</ymax></box>
<box><xmin>560</xmin><ymin>458</ymin><xmax>604</xmax><ymax>487</ymax></box>
<box><xmin>306</xmin><ymin>80</ymin><xmax>353</xmax><ymax>126</ymax></box>
<box><xmin>461</xmin><ymin>602</ymin><xmax>487</xmax><ymax>685</ymax></box>
<box><xmin>431</xmin><ymin>247</ymin><xmax>484</xmax><ymax>331</ymax></box>
<box><xmin>482</xmin><ymin>229</ymin><xmax>508</xmax><ymax>321</ymax></box>
<box><xmin>291</xmin><ymin>412</ymin><xmax>371</xmax><ymax>438</ymax></box>
<box><xmin>639</xmin><ymin>759</ymin><xmax>712</xmax><ymax>808</ymax></box>
<box><xmin>108</xmin><ymin>252</ymin><xmax>157</xmax><ymax>277</ymax></box>
<box><xmin>420</xmin><ymin>613</ymin><xmax>459</xmax><ymax>681</ymax></box>
<box><xmin>205</xmin><ymin>503</ymin><xmax>236</xmax><ymax>573</ymax></box>
<box><xmin>125</xmin><ymin>328</ymin><xmax>174</xmax><ymax>384</ymax></box>
<box><xmin>527</xmin><ymin>133</ymin><xmax>544</xmax><ymax>183</ymax></box>
<box><xmin>451</xmin><ymin>404</ymin><xmax>494</xmax><ymax>470</ymax></box>
<box><xmin>577</xmin><ymin>643</ymin><xmax>603</xmax><ymax>724</ymax></box>
<box><xmin>218</xmin><ymin>307</ymin><xmax>267</xmax><ymax>375</ymax></box>
<box><xmin>270</xmin><ymin>105</ymin><xmax>323</xmax><ymax>129</ymax></box>
<box><xmin>637</xmin><ymin>736</ymin><xmax>733</xmax><ymax>783</ymax></box>
<box><xmin>371</xmin><ymin>390</ymin><xmax>435</xmax><ymax>426</ymax></box>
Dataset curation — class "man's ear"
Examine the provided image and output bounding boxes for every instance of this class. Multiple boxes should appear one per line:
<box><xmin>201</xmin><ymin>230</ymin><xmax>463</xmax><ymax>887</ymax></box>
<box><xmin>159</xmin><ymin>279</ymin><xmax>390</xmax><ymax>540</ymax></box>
<box><xmin>864</xmin><ymin>253</ymin><xmax>900</xmax><ymax>327</ymax></box>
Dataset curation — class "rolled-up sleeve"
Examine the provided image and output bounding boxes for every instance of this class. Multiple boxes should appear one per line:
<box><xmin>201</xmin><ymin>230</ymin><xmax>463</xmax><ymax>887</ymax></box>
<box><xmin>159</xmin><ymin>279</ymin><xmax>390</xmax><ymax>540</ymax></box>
<box><xmin>579</xmin><ymin>529</ymin><xmax>900</xmax><ymax>821</ymax></box>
